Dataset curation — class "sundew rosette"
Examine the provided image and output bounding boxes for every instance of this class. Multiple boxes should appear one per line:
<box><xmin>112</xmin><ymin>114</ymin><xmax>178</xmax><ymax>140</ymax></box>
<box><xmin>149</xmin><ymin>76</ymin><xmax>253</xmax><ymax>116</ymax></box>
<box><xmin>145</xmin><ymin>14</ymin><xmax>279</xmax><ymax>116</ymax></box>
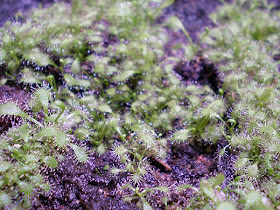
<box><xmin>0</xmin><ymin>85</ymin><xmax>31</xmax><ymax>133</ymax></box>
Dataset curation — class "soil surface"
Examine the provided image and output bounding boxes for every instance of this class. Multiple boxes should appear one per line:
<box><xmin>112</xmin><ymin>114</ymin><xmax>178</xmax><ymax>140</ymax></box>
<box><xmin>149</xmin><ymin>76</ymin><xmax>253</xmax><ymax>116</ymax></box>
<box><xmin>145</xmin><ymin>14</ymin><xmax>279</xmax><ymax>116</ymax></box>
<box><xmin>157</xmin><ymin>0</ymin><xmax>232</xmax><ymax>91</ymax></box>
<box><xmin>3</xmin><ymin>0</ymin><xmax>279</xmax><ymax>209</ymax></box>
<box><xmin>32</xmin><ymin>149</ymin><xmax>139</xmax><ymax>210</ymax></box>
<box><xmin>30</xmin><ymin>140</ymin><xmax>236</xmax><ymax>209</ymax></box>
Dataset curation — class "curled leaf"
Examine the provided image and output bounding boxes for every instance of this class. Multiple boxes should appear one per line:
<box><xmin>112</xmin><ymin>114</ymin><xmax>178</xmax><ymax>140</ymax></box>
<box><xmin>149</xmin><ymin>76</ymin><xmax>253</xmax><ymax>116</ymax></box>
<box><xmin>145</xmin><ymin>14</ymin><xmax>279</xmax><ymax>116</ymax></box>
<box><xmin>70</xmin><ymin>144</ymin><xmax>88</xmax><ymax>162</ymax></box>
<box><xmin>113</xmin><ymin>70</ymin><xmax>135</xmax><ymax>82</ymax></box>
<box><xmin>98</xmin><ymin>104</ymin><xmax>112</xmax><ymax>113</ymax></box>
<box><xmin>71</xmin><ymin>59</ymin><xmax>80</xmax><ymax>74</ymax></box>
<box><xmin>0</xmin><ymin>192</ymin><xmax>11</xmax><ymax>207</ymax></box>
<box><xmin>44</xmin><ymin>156</ymin><xmax>58</xmax><ymax>168</ymax></box>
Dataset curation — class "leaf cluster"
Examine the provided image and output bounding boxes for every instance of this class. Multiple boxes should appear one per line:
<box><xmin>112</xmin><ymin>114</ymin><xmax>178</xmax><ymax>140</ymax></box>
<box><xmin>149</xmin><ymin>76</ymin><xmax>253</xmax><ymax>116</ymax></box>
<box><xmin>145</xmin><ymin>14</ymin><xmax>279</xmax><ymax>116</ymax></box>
<box><xmin>0</xmin><ymin>87</ymin><xmax>87</xmax><ymax>207</ymax></box>
<box><xmin>0</xmin><ymin>0</ymin><xmax>279</xmax><ymax>209</ymax></box>
<box><xmin>200</xmin><ymin>0</ymin><xmax>280</xmax><ymax>207</ymax></box>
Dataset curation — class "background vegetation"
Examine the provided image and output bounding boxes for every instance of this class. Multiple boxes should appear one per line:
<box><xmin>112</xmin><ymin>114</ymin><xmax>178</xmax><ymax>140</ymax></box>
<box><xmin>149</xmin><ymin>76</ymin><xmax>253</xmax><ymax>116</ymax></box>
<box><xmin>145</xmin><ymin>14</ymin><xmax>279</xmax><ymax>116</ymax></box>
<box><xmin>0</xmin><ymin>0</ymin><xmax>279</xmax><ymax>209</ymax></box>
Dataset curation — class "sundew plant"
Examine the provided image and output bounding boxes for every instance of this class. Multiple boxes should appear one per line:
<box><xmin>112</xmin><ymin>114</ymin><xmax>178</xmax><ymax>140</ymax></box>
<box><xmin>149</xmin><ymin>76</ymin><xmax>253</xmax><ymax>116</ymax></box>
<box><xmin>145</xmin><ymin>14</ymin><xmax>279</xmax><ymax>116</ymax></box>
<box><xmin>0</xmin><ymin>0</ymin><xmax>279</xmax><ymax>209</ymax></box>
<box><xmin>200</xmin><ymin>0</ymin><xmax>280</xmax><ymax>208</ymax></box>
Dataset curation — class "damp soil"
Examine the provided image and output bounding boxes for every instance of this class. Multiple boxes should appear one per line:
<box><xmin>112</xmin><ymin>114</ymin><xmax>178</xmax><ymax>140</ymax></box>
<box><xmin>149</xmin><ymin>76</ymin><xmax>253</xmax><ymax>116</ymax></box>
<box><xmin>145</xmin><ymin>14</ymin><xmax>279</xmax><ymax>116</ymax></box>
<box><xmin>0</xmin><ymin>0</ymin><xmax>271</xmax><ymax>209</ymax></box>
<box><xmin>159</xmin><ymin>0</ymin><xmax>231</xmax><ymax>59</ymax></box>
<box><xmin>29</xmin><ymin>140</ymin><xmax>236</xmax><ymax>210</ymax></box>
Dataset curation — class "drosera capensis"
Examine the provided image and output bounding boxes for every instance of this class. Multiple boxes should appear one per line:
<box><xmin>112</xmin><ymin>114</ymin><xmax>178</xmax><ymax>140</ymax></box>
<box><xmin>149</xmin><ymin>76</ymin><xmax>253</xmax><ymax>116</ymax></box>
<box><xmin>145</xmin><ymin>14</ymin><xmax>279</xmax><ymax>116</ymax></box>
<box><xmin>0</xmin><ymin>86</ymin><xmax>87</xmax><ymax>207</ymax></box>
<box><xmin>0</xmin><ymin>0</ymin><xmax>279</xmax><ymax>209</ymax></box>
<box><xmin>200</xmin><ymin>0</ymin><xmax>280</xmax><ymax>208</ymax></box>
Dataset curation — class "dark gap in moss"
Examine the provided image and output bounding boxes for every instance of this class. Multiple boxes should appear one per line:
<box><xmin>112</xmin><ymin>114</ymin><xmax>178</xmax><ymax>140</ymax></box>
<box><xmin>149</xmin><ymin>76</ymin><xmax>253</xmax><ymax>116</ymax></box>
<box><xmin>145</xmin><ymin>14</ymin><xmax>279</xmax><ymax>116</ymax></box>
<box><xmin>174</xmin><ymin>56</ymin><xmax>222</xmax><ymax>93</ymax></box>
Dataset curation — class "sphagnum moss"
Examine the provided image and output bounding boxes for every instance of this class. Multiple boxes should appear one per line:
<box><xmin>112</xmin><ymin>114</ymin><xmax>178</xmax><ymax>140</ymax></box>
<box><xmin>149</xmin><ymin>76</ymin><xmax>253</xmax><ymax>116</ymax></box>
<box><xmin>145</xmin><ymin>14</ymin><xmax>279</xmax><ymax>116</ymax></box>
<box><xmin>0</xmin><ymin>0</ymin><xmax>279</xmax><ymax>209</ymax></box>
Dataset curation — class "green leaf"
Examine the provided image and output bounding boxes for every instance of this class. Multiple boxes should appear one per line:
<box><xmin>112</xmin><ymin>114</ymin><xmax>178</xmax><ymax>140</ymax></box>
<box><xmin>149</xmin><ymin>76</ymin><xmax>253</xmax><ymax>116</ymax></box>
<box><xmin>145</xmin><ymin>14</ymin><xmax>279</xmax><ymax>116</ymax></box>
<box><xmin>70</xmin><ymin>144</ymin><xmax>88</xmax><ymax>162</ymax></box>
<box><xmin>0</xmin><ymin>180</ymin><xmax>4</xmax><ymax>187</ymax></box>
<box><xmin>235</xmin><ymin>158</ymin><xmax>249</xmax><ymax>169</ymax></box>
<box><xmin>201</xmin><ymin>180</ymin><xmax>215</xmax><ymax>200</ymax></box>
<box><xmin>172</xmin><ymin>129</ymin><xmax>190</xmax><ymax>142</ymax></box>
<box><xmin>184</xmin><ymin>45</ymin><xmax>196</xmax><ymax>60</ymax></box>
<box><xmin>8</xmin><ymin>146</ymin><xmax>22</xmax><ymax>160</ymax></box>
<box><xmin>71</xmin><ymin>59</ymin><xmax>80</xmax><ymax>74</ymax></box>
<box><xmin>0</xmin><ymin>78</ymin><xmax>7</xmax><ymax>85</ymax></box>
<box><xmin>260</xmin><ymin>125</ymin><xmax>276</xmax><ymax>136</ymax></box>
<box><xmin>25</xmin><ymin>154</ymin><xmax>36</xmax><ymax>164</ymax></box>
<box><xmin>0</xmin><ymin>102</ymin><xmax>44</xmax><ymax>126</ymax></box>
<box><xmin>40</xmin><ymin>183</ymin><xmax>51</xmax><ymax>191</ymax></box>
<box><xmin>177</xmin><ymin>184</ymin><xmax>199</xmax><ymax>192</ymax></box>
<box><xmin>64</xmin><ymin>74</ymin><xmax>78</xmax><ymax>86</ymax></box>
<box><xmin>116</xmin><ymin>44</ymin><xmax>127</xmax><ymax>55</ymax></box>
<box><xmin>26</xmin><ymin>50</ymin><xmax>52</xmax><ymax>66</ymax></box>
<box><xmin>159</xmin><ymin>0</ymin><xmax>174</xmax><ymax>10</ymax></box>
<box><xmin>97</xmin><ymin>144</ymin><xmax>106</xmax><ymax>155</ymax></box>
<box><xmin>30</xmin><ymin>175</ymin><xmax>44</xmax><ymax>185</ymax></box>
<box><xmin>246</xmin><ymin>163</ymin><xmax>259</xmax><ymax>178</ymax></box>
<box><xmin>107</xmin><ymin>88</ymin><xmax>116</xmax><ymax>96</ymax></box>
<box><xmin>211</xmin><ymin>173</ymin><xmax>225</xmax><ymax>188</ymax></box>
<box><xmin>0</xmin><ymin>162</ymin><xmax>11</xmax><ymax>173</ymax></box>
<box><xmin>39</xmin><ymin>126</ymin><xmax>57</xmax><ymax>138</ymax></box>
<box><xmin>74</xmin><ymin>128</ymin><xmax>89</xmax><ymax>140</ymax></box>
<box><xmin>20</xmin><ymin>68</ymin><xmax>45</xmax><ymax>84</ymax></box>
<box><xmin>44</xmin><ymin>156</ymin><xmax>58</xmax><ymax>168</ymax></box>
<box><xmin>217</xmin><ymin>202</ymin><xmax>235</xmax><ymax>210</ymax></box>
<box><xmin>18</xmin><ymin>181</ymin><xmax>33</xmax><ymax>195</ymax></box>
<box><xmin>98</xmin><ymin>104</ymin><xmax>112</xmax><ymax>113</ymax></box>
<box><xmin>153</xmin><ymin>186</ymin><xmax>169</xmax><ymax>193</ymax></box>
<box><xmin>54</xmin><ymin>100</ymin><xmax>66</xmax><ymax>111</ymax></box>
<box><xmin>34</xmin><ymin>88</ymin><xmax>50</xmax><ymax>113</ymax></box>
<box><xmin>55</xmin><ymin>131</ymin><xmax>68</xmax><ymax>148</ymax></box>
<box><xmin>0</xmin><ymin>49</ymin><xmax>7</xmax><ymax>64</ymax></box>
<box><xmin>54</xmin><ymin>100</ymin><xmax>66</xmax><ymax>123</ymax></box>
<box><xmin>166</xmin><ymin>16</ymin><xmax>193</xmax><ymax>44</ymax></box>
<box><xmin>77</xmin><ymin>79</ymin><xmax>91</xmax><ymax>89</ymax></box>
<box><xmin>0</xmin><ymin>102</ymin><xmax>25</xmax><ymax>116</ymax></box>
<box><xmin>0</xmin><ymin>192</ymin><xmax>11</xmax><ymax>207</ymax></box>
<box><xmin>141</xmin><ymin>197</ymin><xmax>153</xmax><ymax>210</ymax></box>
<box><xmin>113</xmin><ymin>70</ymin><xmax>135</xmax><ymax>82</ymax></box>
<box><xmin>64</xmin><ymin>74</ymin><xmax>91</xmax><ymax>88</ymax></box>
<box><xmin>108</xmin><ymin>2</ymin><xmax>132</xmax><ymax>18</ymax></box>
<box><xmin>245</xmin><ymin>191</ymin><xmax>262</xmax><ymax>208</ymax></box>
<box><xmin>187</xmin><ymin>95</ymin><xmax>200</xmax><ymax>106</ymax></box>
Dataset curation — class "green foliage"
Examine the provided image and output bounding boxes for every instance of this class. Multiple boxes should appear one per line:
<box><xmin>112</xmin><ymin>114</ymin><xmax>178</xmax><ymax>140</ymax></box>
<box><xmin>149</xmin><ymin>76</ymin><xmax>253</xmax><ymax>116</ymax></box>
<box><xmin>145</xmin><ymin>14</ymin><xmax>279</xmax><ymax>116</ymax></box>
<box><xmin>0</xmin><ymin>87</ymin><xmax>87</xmax><ymax>207</ymax></box>
<box><xmin>122</xmin><ymin>184</ymin><xmax>169</xmax><ymax>209</ymax></box>
<box><xmin>0</xmin><ymin>0</ymin><xmax>279</xmax><ymax>209</ymax></box>
<box><xmin>200</xmin><ymin>0</ymin><xmax>280</xmax><ymax>208</ymax></box>
<box><xmin>177</xmin><ymin>174</ymin><xmax>235</xmax><ymax>209</ymax></box>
